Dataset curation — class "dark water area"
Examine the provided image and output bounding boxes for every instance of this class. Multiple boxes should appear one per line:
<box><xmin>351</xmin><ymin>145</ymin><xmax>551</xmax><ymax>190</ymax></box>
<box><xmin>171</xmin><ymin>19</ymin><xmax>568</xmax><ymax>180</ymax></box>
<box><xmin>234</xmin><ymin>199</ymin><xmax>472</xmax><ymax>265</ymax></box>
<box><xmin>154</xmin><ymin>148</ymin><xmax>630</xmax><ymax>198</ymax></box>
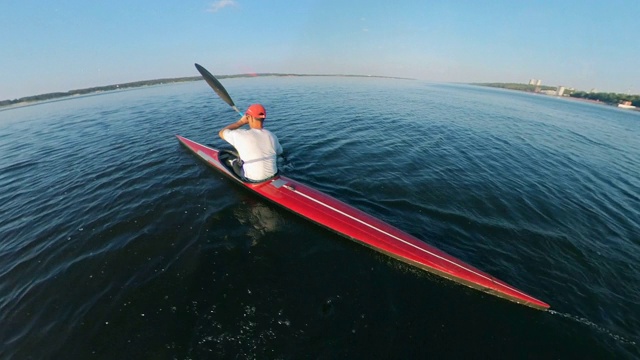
<box><xmin>1</xmin><ymin>78</ymin><xmax>639</xmax><ymax>359</ymax></box>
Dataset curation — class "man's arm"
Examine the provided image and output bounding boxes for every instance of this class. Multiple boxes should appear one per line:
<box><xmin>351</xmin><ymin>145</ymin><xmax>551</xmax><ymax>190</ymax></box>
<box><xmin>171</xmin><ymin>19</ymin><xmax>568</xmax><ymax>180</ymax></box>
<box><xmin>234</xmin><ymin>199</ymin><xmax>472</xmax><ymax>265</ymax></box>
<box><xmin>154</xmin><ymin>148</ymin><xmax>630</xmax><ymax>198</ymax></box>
<box><xmin>218</xmin><ymin>116</ymin><xmax>249</xmax><ymax>139</ymax></box>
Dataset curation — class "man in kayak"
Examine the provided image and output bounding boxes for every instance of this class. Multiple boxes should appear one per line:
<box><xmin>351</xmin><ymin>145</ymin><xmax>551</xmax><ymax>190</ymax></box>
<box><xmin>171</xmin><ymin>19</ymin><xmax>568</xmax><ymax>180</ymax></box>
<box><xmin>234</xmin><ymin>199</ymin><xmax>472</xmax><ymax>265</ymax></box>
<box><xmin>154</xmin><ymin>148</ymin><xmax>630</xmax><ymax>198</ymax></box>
<box><xmin>218</xmin><ymin>103</ymin><xmax>283</xmax><ymax>182</ymax></box>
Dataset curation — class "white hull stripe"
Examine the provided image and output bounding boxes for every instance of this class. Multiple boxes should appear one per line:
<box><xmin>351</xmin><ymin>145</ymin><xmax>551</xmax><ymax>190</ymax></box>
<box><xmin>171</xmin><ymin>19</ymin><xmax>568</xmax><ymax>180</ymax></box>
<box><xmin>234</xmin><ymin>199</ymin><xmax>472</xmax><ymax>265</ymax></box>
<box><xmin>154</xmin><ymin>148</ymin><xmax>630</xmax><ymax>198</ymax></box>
<box><xmin>284</xmin><ymin>185</ymin><xmax>532</xmax><ymax>299</ymax></box>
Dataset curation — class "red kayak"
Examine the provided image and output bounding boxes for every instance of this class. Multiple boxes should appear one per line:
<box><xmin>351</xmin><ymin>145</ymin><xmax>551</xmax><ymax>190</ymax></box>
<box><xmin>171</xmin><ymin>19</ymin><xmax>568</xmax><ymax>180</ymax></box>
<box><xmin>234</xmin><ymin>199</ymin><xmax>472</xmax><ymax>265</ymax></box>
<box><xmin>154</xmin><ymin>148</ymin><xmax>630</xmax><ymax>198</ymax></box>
<box><xmin>177</xmin><ymin>135</ymin><xmax>549</xmax><ymax>310</ymax></box>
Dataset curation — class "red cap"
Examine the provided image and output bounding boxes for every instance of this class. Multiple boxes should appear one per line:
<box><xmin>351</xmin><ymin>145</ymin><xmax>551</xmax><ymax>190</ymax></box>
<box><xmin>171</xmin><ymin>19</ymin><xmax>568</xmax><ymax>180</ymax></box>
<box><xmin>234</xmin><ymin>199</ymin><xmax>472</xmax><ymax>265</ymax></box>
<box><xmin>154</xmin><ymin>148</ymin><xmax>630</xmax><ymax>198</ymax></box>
<box><xmin>246</xmin><ymin>104</ymin><xmax>266</xmax><ymax>119</ymax></box>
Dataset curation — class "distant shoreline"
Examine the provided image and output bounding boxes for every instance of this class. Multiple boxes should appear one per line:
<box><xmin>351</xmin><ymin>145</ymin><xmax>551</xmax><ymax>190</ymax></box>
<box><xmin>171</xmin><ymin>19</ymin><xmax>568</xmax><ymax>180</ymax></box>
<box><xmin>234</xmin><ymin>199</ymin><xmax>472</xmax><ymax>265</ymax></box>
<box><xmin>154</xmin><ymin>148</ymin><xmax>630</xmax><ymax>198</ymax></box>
<box><xmin>0</xmin><ymin>73</ymin><xmax>414</xmax><ymax>108</ymax></box>
<box><xmin>472</xmin><ymin>83</ymin><xmax>640</xmax><ymax>111</ymax></box>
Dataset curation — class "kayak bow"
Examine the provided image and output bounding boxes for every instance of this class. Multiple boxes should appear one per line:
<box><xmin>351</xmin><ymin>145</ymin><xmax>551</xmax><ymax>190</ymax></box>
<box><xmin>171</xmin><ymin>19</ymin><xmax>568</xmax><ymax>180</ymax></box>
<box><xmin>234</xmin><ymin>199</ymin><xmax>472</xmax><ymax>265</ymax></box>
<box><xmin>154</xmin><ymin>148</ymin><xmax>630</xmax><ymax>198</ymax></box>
<box><xmin>177</xmin><ymin>135</ymin><xmax>550</xmax><ymax>310</ymax></box>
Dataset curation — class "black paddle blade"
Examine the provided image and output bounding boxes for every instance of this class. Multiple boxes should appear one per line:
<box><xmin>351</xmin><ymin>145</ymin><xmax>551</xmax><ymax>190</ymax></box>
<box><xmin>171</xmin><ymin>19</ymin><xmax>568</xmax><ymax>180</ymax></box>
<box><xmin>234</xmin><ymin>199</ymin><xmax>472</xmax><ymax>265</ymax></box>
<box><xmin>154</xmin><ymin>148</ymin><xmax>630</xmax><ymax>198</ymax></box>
<box><xmin>194</xmin><ymin>63</ymin><xmax>235</xmax><ymax>107</ymax></box>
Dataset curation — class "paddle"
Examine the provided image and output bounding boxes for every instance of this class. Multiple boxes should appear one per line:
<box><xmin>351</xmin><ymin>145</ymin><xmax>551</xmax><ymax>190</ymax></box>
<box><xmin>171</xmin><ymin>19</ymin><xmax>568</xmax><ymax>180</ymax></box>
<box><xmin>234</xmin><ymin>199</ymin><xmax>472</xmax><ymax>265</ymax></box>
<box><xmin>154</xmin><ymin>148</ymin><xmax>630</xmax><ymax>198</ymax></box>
<box><xmin>194</xmin><ymin>63</ymin><xmax>243</xmax><ymax>116</ymax></box>
<box><xmin>194</xmin><ymin>62</ymin><xmax>286</xmax><ymax>164</ymax></box>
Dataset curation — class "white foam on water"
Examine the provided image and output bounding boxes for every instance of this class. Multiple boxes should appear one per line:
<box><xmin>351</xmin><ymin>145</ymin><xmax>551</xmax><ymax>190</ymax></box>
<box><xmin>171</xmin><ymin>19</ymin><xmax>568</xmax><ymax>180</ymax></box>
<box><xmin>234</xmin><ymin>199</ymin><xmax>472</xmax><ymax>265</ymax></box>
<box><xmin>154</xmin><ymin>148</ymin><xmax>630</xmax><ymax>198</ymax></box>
<box><xmin>549</xmin><ymin>310</ymin><xmax>637</xmax><ymax>346</ymax></box>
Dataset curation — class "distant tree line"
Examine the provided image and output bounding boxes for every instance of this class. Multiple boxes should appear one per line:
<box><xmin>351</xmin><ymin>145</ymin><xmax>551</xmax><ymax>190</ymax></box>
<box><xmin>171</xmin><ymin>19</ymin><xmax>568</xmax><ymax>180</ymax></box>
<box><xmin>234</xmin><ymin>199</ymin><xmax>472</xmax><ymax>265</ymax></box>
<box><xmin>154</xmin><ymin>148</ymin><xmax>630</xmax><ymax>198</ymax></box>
<box><xmin>475</xmin><ymin>83</ymin><xmax>558</xmax><ymax>92</ymax></box>
<box><xmin>0</xmin><ymin>77</ymin><xmax>202</xmax><ymax>107</ymax></box>
<box><xmin>570</xmin><ymin>91</ymin><xmax>640</xmax><ymax>106</ymax></box>
<box><xmin>1</xmin><ymin>73</ymin><xmax>413</xmax><ymax>108</ymax></box>
<box><xmin>475</xmin><ymin>83</ymin><xmax>639</xmax><ymax>107</ymax></box>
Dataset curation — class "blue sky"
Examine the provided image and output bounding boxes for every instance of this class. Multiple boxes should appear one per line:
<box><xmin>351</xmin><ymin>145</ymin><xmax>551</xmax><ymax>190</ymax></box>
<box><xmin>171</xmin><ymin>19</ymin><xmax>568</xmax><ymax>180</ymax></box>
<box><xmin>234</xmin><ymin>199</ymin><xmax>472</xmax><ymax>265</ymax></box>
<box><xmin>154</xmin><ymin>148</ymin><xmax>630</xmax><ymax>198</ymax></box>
<box><xmin>1</xmin><ymin>0</ymin><xmax>639</xmax><ymax>100</ymax></box>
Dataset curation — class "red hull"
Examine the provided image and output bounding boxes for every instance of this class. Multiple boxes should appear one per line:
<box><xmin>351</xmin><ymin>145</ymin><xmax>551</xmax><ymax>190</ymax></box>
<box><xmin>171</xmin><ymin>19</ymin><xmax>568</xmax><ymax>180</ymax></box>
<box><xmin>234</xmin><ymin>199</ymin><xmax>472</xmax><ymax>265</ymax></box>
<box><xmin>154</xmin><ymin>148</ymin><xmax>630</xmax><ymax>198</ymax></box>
<box><xmin>177</xmin><ymin>135</ymin><xmax>549</xmax><ymax>310</ymax></box>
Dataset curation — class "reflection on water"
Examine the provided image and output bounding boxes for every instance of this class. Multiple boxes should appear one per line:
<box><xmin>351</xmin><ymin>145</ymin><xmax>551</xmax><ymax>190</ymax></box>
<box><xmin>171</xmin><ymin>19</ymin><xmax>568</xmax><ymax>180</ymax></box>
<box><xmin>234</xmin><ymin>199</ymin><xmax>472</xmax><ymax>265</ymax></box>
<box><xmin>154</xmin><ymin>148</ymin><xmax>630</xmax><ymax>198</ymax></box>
<box><xmin>234</xmin><ymin>199</ymin><xmax>283</xmax><ymax>245</ymax></box>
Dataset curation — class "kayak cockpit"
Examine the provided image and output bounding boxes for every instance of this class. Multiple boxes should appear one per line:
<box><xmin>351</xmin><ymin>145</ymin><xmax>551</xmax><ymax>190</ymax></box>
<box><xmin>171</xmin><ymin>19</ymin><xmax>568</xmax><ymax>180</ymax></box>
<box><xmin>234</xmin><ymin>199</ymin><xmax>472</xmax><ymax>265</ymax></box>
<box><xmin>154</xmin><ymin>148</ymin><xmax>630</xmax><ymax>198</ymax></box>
<box><xmin>218</xmin><ymin>149</ymin><xmax>280</xmax><ymax>184</ymax></box>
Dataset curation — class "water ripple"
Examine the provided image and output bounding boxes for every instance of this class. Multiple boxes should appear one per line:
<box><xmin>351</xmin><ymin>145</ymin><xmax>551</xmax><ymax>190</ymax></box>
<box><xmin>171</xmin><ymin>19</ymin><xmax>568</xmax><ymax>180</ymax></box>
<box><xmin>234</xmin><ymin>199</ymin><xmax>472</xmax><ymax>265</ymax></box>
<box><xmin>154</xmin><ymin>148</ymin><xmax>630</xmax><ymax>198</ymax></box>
<box><xmin>0</xmin><ymin>80</ymin><xmax>638</xmax><ymax>358</ymax></box>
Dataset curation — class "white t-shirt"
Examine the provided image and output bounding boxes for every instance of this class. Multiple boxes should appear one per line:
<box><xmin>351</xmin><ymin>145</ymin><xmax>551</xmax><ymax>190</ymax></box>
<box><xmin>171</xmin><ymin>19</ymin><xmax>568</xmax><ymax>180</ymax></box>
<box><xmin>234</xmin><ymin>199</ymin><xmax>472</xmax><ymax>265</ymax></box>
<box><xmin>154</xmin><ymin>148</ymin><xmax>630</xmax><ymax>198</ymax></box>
<box><xmin>221</xmin><ymin>128</ymin><xmax>283</xmax><ymax>181</ymax></box>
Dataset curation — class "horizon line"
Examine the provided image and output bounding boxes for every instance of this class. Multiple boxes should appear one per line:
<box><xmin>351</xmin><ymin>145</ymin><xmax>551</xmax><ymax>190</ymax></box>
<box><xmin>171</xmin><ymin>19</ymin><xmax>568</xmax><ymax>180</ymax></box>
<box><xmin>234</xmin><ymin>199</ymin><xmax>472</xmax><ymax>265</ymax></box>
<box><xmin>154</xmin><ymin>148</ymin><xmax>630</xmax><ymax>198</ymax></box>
<box><xmin>0</xmin><ymin>73</ymin><xmax>416</xmax><ymax>105</ymax></box>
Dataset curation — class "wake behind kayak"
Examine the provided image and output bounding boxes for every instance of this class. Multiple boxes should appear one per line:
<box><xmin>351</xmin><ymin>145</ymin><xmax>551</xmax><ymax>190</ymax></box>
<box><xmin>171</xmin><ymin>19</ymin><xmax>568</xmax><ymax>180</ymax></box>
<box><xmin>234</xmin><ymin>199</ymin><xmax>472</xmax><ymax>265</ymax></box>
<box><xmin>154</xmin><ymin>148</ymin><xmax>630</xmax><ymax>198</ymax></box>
<box><xmin>176</xmin><ymin>134</ymin><xmax>550</xmax><ymax>310</ymax></box>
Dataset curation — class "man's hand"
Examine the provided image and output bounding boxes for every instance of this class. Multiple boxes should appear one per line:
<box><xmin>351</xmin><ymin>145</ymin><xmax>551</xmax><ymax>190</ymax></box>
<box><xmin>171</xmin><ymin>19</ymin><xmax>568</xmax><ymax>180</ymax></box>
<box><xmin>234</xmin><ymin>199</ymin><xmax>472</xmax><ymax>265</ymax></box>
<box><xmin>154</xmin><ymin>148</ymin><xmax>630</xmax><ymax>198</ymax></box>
<box><xmin>219</xmin><ymin>116</ymin><xmax>249</xmax><ymax>139</ymax></box>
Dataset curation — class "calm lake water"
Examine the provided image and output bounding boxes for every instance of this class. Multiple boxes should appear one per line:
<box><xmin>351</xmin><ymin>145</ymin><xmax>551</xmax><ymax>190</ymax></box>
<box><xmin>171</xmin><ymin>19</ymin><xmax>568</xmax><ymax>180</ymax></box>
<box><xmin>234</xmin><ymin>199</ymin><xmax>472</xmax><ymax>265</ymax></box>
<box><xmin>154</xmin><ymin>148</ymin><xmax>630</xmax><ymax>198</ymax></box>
<box><xmin>1</xmin><ymin>78</ymin><xmax>639</xmax><ymax>359</ymax></box>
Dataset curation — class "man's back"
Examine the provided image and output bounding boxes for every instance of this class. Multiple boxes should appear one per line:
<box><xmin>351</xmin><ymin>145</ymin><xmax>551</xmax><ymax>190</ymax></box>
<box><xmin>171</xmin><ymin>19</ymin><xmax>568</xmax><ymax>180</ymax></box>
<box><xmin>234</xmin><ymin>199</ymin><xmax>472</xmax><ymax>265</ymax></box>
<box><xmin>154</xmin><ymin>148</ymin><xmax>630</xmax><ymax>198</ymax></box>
<box><xmin>218</xmin><ymin>104</ymin><xmax>282</xmax><ymax>181</ymax></box>
<box><xmin>221</xmin><ymin>128</ymin><xmax>282</xmax><ymax>181</ymax></box>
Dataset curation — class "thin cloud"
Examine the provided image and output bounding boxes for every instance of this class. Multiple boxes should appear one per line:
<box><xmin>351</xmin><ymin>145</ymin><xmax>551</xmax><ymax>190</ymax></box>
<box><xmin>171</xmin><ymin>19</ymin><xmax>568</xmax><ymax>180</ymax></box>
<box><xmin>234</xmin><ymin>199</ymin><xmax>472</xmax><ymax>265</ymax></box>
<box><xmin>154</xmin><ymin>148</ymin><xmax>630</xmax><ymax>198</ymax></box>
<box><xmin>207</xmin><ymin>0</ymin><xmax>237</xmax><ymax>13</ymax></box>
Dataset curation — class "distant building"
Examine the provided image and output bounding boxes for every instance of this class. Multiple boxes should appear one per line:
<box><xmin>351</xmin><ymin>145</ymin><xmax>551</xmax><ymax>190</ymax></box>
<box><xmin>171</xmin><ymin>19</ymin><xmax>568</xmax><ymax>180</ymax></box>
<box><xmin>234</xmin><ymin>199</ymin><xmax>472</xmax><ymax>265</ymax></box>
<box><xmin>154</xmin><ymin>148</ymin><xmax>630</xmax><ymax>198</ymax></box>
<box><xmin>618</xmin><ymin>101</ymin><xmax>636</xmax><ymax>109</ymax></box>
<box><xmin>556</xmin><ymin>86</ymin><xmax>565</xmax><ymax>96</ymax></box>
<box><xmin>528</xmin><ymin>78</ymin><xmax>542</xmax><ymax>92</ymax></box>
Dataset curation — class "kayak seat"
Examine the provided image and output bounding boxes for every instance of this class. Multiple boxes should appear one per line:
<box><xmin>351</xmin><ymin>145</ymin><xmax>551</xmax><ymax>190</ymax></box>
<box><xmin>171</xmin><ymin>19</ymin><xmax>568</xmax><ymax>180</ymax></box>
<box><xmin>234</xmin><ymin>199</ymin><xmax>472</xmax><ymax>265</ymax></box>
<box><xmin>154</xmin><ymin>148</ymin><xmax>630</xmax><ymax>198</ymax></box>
<box><xmin>219</xmin><ymin>149</ymin><xmax>243</xmax><ymax>178</ymax></box>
